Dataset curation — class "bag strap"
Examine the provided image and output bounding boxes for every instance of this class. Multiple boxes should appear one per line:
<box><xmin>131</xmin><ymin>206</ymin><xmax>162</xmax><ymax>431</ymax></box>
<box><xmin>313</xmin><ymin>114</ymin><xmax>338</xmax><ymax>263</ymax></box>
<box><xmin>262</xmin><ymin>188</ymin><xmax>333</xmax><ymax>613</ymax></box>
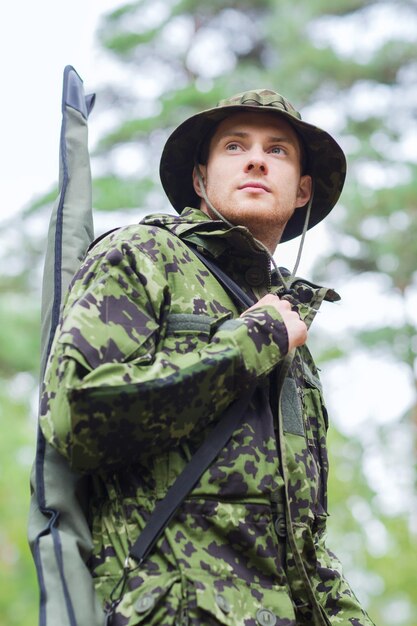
<box><xmin>31</xmin><ymin>67</ymin><xmax>105</xmax><ymax>626</ymax></box>
<box><xmin>127</xmin><ymin>246</ymin><xmax>255</xmax><ymax>567</ymax></box>
<box><xmin>189</xmin><ymin>245</ymin><xmax>255</xmax><ymax>309</ymax></box>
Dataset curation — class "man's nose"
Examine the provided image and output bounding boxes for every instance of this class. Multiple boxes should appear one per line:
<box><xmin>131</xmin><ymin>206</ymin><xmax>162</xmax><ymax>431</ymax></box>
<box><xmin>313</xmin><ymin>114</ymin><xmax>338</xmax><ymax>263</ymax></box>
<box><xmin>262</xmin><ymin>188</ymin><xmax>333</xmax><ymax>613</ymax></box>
<box><xmin>244</xmin><ymin>150</ymin><xmax>268</xmax><ymax>174</ymax></box>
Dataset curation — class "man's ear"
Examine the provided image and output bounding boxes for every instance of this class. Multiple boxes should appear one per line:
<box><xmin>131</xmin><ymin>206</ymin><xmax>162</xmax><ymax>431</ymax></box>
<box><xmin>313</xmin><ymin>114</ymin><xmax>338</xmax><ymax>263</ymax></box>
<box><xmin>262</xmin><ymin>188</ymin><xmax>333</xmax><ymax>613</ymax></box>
<box><xmin>295</xmin><ymin>175</ymin><xmax>312</xmax><ymax>208</ymax></box>
<box><xmin>192</xmin><ymin>164</ymin><xmax>207</xmax><ymax>199</ymax></box>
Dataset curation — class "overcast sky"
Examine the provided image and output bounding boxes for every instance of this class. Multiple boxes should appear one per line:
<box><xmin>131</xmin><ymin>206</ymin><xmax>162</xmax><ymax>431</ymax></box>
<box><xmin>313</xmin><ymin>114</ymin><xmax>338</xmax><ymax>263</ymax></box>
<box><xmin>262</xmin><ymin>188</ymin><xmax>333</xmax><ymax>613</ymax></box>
<box><xmin>0</xmin><ymin>1</ymin><xmax>119</xmax><ymax>222</ymax></box>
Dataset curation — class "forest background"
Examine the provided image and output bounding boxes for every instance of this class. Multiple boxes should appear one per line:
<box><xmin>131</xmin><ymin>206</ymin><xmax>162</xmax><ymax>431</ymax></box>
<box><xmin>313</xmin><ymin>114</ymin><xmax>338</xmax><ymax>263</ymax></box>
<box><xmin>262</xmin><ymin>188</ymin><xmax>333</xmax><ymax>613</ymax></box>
<box><xmin>0</xmin><ymin>1</ymin><xmax>416</xmax><ymax>624</ymax></box>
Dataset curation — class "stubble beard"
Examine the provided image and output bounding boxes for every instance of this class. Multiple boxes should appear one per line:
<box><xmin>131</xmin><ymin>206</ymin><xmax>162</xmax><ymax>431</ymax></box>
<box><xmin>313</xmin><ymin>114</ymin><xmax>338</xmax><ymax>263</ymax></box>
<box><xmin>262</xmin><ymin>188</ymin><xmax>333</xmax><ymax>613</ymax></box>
<box><xmin>204</xmin><ymin>182</ymin><xmax>290</xmax><ymax>248</ymax></box>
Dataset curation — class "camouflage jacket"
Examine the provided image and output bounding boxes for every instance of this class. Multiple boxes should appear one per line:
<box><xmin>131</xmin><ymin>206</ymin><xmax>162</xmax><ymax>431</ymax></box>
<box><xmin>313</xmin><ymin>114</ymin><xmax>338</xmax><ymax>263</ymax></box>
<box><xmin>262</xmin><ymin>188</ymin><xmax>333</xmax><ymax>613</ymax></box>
<box><xmin>40</xmin><ymin>207</ymin><xmax>374</xmax><ymax>626</ymax></box>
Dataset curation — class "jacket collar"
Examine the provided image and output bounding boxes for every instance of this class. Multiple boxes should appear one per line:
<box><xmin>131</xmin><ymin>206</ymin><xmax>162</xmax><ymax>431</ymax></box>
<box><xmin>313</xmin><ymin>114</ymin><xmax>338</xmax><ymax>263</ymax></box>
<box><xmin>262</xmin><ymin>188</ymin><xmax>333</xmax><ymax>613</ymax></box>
<box><xmin>141</xmin><ymin>207</ymin><xmax>262</xmax><ymax>257</ymax></box>
<box><xmin>141</xmin><ymin>207</ymin><xmax>340</xmax><ymax>326</ymax></box>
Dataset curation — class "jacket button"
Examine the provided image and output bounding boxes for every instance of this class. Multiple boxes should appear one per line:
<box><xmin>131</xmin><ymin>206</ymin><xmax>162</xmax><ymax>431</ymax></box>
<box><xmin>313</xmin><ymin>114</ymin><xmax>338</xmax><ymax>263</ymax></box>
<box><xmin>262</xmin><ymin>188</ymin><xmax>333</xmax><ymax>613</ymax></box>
<box><xmin>256</xmin><ymin>608</ymin><xmax>277</xmax><ymax>626</ymax></box>
<box><xmin>245</xmin><ymin>267</ymin><xmax>265</xmax><ymax>286</ymax></box>
<box><xmin>135</xmin><ymin>592</ymin><xmax>155</xmax><ymax>614</ymax></box>
<box><xmin>274</xmin><ymin>514</ymin><xmax>286</xmax><ymax>538</ymax></box>
<box><xmin>215</xmin><ymin>593</ymin><xmax>231</xmax><ymax>614</ymax></box>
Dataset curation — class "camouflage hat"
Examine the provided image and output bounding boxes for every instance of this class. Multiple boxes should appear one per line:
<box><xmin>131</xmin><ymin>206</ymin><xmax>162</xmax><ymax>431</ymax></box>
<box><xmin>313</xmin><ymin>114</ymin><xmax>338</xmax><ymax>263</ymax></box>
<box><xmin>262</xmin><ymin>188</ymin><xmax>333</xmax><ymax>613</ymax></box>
<box><xmin>159</xmin><ymin>89</ymin><xmax>346</xmax><ymax>242</ymax></box>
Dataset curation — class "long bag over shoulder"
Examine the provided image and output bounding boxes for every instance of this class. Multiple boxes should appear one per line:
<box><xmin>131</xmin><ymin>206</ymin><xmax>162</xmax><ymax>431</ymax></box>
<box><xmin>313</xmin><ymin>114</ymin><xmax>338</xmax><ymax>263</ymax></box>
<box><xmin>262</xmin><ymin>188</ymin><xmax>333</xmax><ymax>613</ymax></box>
<box><xmin>28</xmin><ymin>66</ymin><xmax>104</xmax><ymax>626</ymax></box>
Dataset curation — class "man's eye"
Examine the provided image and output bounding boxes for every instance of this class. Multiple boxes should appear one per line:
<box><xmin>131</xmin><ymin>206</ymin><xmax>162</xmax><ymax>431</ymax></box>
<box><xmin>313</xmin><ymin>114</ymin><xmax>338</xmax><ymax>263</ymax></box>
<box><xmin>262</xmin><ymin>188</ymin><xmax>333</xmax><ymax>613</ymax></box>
<box><xmin>226</xmin><ymin>143</ymin><xmax>241</xmax><ymax>151</ymax></box>
<box><xmin>270</xmin><ymin>146</ymin><xmax>285</xmax><ymax>155</ymax></box>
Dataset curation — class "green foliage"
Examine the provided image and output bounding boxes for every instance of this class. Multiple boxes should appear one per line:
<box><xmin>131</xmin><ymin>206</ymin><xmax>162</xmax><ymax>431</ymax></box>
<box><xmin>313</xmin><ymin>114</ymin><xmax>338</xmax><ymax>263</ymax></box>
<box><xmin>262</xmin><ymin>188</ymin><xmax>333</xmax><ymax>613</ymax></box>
<box><xmin>0</xmin><ymin>297</ymin><xmax>40</xmax><ymax>376</ymax></box>
<box><xmin>326</xmin><ymin>426</ymin><xmax>417</xmax><ymax>625</ymax></box>
<box><xmin>93</xmin><ymin>175</ymin><xmax>155</xmax><ymax>211</ymax></box>
<box><xmin>101</xmin><ymin>27</ymin><xmax>163</xmax><ymax>54</ymax></box>
<box><xmin>0</xmin><ymin>382</ymin><xmax>38</xmax><ymax>626</ymax></box>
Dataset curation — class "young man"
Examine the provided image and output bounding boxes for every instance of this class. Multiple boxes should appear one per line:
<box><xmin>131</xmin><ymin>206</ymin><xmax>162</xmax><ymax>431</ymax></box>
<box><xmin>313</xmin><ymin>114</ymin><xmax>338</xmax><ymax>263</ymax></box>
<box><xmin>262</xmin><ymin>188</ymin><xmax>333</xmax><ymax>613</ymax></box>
<box><xmin>38</xmin><ymin>89</ymin><xmax>375</xmax><ymax>625</ymax></box>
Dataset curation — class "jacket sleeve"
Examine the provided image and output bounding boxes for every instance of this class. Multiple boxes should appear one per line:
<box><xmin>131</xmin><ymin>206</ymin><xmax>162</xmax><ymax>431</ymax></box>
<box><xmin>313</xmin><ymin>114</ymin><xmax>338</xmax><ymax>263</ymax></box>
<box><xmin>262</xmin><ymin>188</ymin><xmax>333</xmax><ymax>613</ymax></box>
<box><xmin>40</xmin><ymin>236</ymin><xmax>289</xmax><ymax>472</ymax></box>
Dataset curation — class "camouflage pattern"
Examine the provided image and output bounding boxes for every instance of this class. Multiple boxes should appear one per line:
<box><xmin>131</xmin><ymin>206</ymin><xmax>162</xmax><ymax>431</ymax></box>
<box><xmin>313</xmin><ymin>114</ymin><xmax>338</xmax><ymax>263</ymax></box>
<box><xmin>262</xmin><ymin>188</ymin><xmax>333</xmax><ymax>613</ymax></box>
<box><xmin>40</xmin><ymin>207</ymin><xmax>374</xmax><ymax>626</ymax></box>
<box><xmin>159</xmin><ymin>89</ymin><xmax>347</xmax><ymax>242</ymax></box>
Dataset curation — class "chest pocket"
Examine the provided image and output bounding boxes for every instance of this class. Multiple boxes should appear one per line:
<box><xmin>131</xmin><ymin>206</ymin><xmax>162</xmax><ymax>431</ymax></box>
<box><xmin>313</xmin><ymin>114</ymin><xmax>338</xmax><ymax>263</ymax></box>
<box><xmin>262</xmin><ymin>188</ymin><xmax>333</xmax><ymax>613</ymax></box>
<box><xmin>301</xmin><ymin>364</ymin><xmax>329</xmax><ymax>514</ymax></box>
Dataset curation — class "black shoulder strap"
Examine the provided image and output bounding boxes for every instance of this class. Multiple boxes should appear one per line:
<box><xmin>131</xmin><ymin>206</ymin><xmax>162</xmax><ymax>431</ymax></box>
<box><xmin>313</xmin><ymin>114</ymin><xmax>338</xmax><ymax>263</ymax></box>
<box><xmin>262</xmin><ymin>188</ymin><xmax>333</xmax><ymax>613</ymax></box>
<box><xmin>127</xmin><ymin>247</ymin><xmax>255</xmax><ymax>565</ymax></box>
<box><xmin>189</xmin><ymin>244</ymin><xmax>255</xmax><ymax>309</ymax></box>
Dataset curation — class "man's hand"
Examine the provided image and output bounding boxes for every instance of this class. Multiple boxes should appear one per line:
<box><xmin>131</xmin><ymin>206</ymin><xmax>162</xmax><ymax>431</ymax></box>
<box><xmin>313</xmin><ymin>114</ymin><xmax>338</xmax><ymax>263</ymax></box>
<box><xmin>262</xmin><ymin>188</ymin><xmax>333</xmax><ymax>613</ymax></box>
<box><xmin>242</xmin><ymin>294</ymin><xmax>307</xmax><ymax>351</ymax></box>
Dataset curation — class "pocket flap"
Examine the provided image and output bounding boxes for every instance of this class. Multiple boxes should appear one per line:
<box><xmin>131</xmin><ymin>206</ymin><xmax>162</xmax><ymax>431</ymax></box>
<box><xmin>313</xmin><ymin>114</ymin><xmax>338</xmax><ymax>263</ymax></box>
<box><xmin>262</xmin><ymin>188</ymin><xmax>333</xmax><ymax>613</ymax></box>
<box><xmin>112</xmin><ymin>571</ymin><xmax>296</xmax><ymax>625</ymax></box>
<box><xmin>113</xmin><ymin>572</ymin><xmax>180</xmax><ymax>625</ymax></box>
<box><xmin>189</xmin><ymin>573</ymin><xmax>296</xmax><ymax>626</ymax></box>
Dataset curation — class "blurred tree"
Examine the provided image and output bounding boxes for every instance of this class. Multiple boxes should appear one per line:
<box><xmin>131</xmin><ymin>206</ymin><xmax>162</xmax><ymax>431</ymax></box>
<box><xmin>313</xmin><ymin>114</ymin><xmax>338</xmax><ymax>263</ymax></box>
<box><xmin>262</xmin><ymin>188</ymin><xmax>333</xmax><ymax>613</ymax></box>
<box><xmin>1</xmin><ymin>0</ymin><xmax>416</xmax><ymax>624</ymax></box>
<box><xmin>0</xmin><ymin>212</ymin><xmax>40</xmax><ymax>626</ymax></box>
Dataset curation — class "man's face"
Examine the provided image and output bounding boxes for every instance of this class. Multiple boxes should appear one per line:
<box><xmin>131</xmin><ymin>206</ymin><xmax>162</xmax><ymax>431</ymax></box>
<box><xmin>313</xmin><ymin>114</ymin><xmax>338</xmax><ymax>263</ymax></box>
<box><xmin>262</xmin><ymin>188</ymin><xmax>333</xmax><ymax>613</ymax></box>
<box><xmin>193</xmin><ymin>111</ymin><xmax>312</xmax><ymax>251</ymax></box>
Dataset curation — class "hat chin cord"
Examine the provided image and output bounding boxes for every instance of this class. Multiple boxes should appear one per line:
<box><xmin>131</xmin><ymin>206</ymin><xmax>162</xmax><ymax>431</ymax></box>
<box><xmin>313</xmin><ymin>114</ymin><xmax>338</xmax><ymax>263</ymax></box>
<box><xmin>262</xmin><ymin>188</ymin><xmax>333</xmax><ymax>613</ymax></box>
<box><xmin>288</xmin><ymin>182</ymin><xmax>314</xmax><ymax>286</ymax></box>
<box><xmin>195</xmin><ymin>164</ymin><xmax>314</xmax><ymax>293</ymax></box>
<box><xmin>195</xmin><ymin>164</ymin><xmax>235</xmax><ymax>229</ymax></box>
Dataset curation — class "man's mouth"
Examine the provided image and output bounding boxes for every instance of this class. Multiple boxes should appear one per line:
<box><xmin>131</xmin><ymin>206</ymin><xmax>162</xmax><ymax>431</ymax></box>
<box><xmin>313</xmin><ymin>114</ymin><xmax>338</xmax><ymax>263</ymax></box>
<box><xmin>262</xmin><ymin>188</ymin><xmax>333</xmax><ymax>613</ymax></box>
<box><xmin>239</xmin><ymin>182</ymin><xmax>271</xmax><ymax>193</ymax></box>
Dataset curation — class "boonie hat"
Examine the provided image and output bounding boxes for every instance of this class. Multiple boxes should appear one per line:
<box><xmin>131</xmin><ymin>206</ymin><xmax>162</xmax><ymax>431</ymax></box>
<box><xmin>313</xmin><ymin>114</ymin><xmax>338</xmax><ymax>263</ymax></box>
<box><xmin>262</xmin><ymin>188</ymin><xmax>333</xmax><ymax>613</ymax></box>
<box><xmin>160</xmin><ymin>89</ymin><xmax>346</xmax><ymax>242</ymax></box>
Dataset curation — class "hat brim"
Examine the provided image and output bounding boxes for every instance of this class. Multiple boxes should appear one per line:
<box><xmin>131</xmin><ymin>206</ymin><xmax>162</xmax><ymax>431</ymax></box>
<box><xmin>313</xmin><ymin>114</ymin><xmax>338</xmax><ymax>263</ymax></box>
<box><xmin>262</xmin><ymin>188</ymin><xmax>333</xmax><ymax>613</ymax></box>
<box><xmin>160</xmin><ymin>104</ymin><xmax>346</xmax><ymax>242</ymax></box>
